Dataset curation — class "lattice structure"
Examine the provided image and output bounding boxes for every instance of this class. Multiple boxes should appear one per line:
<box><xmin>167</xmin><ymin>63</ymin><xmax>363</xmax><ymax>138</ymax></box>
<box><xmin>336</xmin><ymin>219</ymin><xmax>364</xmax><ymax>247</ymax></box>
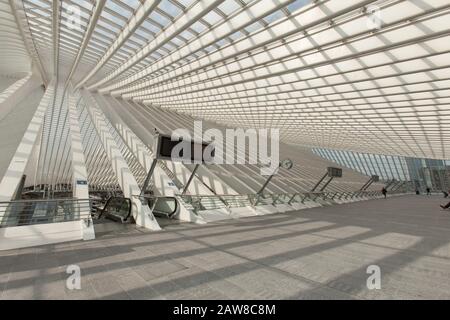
<box><xmin>0</xmin><ymin>0</ymin><xmax>446</xmax><ymax>160</ymax></box>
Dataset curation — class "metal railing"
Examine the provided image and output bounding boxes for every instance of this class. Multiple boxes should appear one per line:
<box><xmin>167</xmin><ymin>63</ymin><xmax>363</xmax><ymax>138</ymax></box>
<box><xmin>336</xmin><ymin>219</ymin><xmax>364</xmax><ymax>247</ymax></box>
<box><xmin>179</xmin><ymin>194</ymin><xmax>252</xmax><ymax>212</ymax></box>
<box><xmin>0</xmin><ymin>189</ymin><xmax>411</xmax><ymax>228</ymax></box>
<box><xmin>179</xmin><ymin>189</ymin><xmax>410</xmax><ymax>214</ymax></box>
<box><xmin>0</xmin><ymin>198</ymin><xmax>92</xmax><ymax>228</ymax></box>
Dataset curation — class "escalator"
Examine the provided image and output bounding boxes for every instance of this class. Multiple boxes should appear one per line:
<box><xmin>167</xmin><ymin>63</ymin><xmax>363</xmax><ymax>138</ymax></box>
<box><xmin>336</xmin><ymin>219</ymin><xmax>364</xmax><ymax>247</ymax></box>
<box><xmin>145</xmin><ymin>196</ymin><xmax>187</xmax><ymax>228</ymax></box>
<box><xmin>92</xmin><ymin>195</ymin><xmax>184</xmax><ymax>236</ymax></box>
<box><xmin>95</xmin><ymin>197</ymin><xmax>132</xmax><ymax>223</ymax></box>
<box><xmin>92</xmin><ymin>196</ymin><xmax>134</xmax><ymax>237</ymax></box>
<box><xmin>147</xmin><ymin>196</ymin><xmax>177</xmax><ymax>218</ymax></box>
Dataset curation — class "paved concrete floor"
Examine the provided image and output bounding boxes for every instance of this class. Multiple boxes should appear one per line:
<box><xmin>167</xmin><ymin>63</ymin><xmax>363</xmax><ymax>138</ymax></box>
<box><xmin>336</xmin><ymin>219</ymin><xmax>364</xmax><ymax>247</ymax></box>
<box><xmin>1</xmin><ymin>195</ymin><xmax>450</xmax><ymax>300</ymax></box>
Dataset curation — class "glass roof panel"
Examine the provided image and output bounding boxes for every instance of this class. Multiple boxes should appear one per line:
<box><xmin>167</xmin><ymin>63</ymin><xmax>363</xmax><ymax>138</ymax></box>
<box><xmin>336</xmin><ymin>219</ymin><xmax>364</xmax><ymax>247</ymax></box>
<box><xmin>10</xmin><ymin>0</ymin><xmax>450</xmax><ymax>160</ymax></box>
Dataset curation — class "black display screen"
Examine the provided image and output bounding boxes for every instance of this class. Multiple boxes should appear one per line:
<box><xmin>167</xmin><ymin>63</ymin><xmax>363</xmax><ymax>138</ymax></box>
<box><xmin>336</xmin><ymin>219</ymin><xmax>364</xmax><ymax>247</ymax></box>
<box><xmin>157</xmin><ymin>135</ymin><xmax>214</xmax><ymax>163</ymax></box>
<box><xmin>327</xmin><ymin>167</ymin><xmax>343</xmax><ymax>178</ymax></box>
<box><xmin>159</xmin><ymin>136</ymin><xmax>182</xmax><ymax>158</ymax></box>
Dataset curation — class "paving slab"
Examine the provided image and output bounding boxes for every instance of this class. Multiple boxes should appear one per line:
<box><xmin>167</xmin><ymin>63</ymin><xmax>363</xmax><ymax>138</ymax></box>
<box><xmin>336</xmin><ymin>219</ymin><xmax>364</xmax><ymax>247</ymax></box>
<box><xmin>1</xmin><ymin>195</ymin><xmax>449</xmax><ymax>299</ymax></box>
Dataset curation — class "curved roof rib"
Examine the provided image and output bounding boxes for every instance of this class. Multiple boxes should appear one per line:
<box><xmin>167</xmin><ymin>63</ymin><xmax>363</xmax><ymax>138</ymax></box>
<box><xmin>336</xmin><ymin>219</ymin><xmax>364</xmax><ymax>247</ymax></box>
<box><xmin>10</xmin><ymin>0</ymin><xmax>450</xmax><ymax>160</ymax></box>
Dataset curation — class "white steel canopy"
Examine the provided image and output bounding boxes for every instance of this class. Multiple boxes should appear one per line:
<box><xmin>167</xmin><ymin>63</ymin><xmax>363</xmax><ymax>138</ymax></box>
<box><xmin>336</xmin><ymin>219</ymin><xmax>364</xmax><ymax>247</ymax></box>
<box><xmin>4</xmin><ymin>0</ymin><xmax>450</xmax><ymax>160</ymax></box>
<box><xmin>0</xmin><ymin>0</ymin><xmax>31</xmax><ymax>75</ymax></box>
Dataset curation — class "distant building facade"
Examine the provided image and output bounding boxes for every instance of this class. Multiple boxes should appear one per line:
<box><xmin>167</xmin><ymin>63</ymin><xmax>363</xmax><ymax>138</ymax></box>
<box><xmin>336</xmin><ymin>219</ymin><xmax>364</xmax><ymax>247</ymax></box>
<box><xmin>313</xmin><ymin>148</ymin><xmax>450</xmax><ymax>191</ymax></box>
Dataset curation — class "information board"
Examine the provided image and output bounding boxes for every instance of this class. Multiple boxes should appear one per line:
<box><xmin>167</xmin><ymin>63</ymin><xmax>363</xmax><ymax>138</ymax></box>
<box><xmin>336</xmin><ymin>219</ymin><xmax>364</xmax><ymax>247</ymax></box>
<box><xmin>154</xmin><ymin>134</ymin><xmax>215</xmax><ymax>163</ymax></box>
<box><xmin>327</xmin><ymin>167</ymin><xmax>343</xmax><ymax>178</ymax></box>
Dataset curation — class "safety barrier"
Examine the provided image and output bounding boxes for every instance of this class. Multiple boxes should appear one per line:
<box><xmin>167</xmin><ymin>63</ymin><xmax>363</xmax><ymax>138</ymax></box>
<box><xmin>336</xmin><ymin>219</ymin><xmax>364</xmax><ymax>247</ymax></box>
<box><xmin>0</xmin><ymin>198</ymin><xmax>92</xmax><ymax>227</ymax></box>
<box><xmin>179</xmin><ymin>190</ymin><xmax>409</xmax><ymax>215</ymax></box>
<box><xmin>0</xmin><ymin>198</ymin><xmax>94</xmax><ymax>250</ymax></box>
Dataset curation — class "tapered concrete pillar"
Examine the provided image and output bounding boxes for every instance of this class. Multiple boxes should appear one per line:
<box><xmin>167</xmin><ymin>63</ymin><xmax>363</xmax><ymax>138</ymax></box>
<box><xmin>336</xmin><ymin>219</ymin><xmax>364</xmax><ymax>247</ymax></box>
<box><xmin>0</xmin><ymin>73</ymin><xmax>38</xmax><ymax>122</ymax></box>
<box><xmin>81</xmin><ymin>90</ymin><xmax>160</xmax><ymax>230</ymax></box>
<box><xmin>105</xmin><ymin>97</ymin><xmax>235</xmax><ymax>196</ymax></box>
<box><xmin>67</xmin><ymin>93</ymin><xmax>89</xmax><ymax>199</ymax></box>
<box><xmin>67</xmin><ymin>92</ymin><xmax>95</xmax><ymax>240</ymax></box>
<box><xmin>93</xmin><ymin>97</ymin><xmax>205</xmax><ymax>224</ymax></box>
<box><xmin>0</xmin><ymin>82</ymin><xmax>54</xmax><ymax>202</ymax></box>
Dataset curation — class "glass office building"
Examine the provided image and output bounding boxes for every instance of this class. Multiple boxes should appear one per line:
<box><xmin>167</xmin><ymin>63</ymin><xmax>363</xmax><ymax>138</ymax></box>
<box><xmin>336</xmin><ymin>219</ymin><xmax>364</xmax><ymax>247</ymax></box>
<box><xmin>313</xmin><ymin>148</ymin><xmax>450</xmax><ymax>190</ymax></box>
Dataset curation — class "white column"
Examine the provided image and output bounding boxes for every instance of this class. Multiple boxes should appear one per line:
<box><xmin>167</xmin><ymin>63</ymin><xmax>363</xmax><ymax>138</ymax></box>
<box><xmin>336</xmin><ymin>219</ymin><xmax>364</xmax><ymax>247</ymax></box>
<box><xmin>81</xmin><ymin>90</ymin><xmax>161</xmax><ymax>230</ymax></box>
<box><xmin>67</xmin><ymin>93</ymin><xmax>89</xmax><ymax>199</ymax></box>
<box><xmin>119</xmin><ymin>100</ymin><xmax>224</xmax><ymax>195</ymax></box>
<box><xmin>93</xmin><ymin>96</ymin><xmax>178</xmax><ymax>195</ymax></box>
<box><xmin>67</xmin><ymin>92</ymin><xmax>95</xmax><ymax>240</ymax></box>
<box><xmin>0</xmin><ymin>82</ymin><xmax>54</xmax><ymax>201</ymax></box>
<box><xmin>116</xmin><ymin>123</ymin><xmax>206</xmax><ymax>224</ymax></box>
<box><xmin>92</xmin><ymin>96</ymin><xmax>205</xmax><ymax>223</ymax></box>
<box><xmin>0</xmin><ymin>73</ymin><xmax>39</xmax><ymax>122</ymax></box>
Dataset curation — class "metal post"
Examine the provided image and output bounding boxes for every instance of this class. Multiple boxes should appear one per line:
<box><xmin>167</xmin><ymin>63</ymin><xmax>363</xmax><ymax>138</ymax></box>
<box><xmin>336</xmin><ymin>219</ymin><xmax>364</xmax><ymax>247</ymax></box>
<box><xmin>385</xmin><ymin>179</ymin><xmax>396</xmax><ymax>189</ymax></box>
<box><xmin>301</xmin><ymin>194</ymin><xmax>307</xmax><ymax>203</ymax></box>
<box><xmin>140</xmin><ymin>158</ymin><xmax>158</xmax><ymax>198</ymax></box>
<box><xmin>13</xmin><ymin>175</ymin><xmax>26</xmax><ymax>201</ymax></box>
<box><xmin>257</xmin><ymin>174</ymin><xmax>274</xmax><ymax>195</ymax></box>
<box><xmin>360</xmin><ymin>180</ymin><xmax>370</xmax><ymax>191</ymax></box>
<box><xmin>311</xmin><ymin>172</ymin><xmax>328</xmax><ymax>192</ymax></box>
<box><xmin>288</xmin><ymin>193</ymin><xmax>298</xmax><ymax>205</ymax></box>
<box><xmin>252</xmin><ymin>193</ymin><xmax>261</xmax><ymax>206</ymax></box>
<box><xmin>363</xmin><ymin>179</ymin><xmax>376</xmax><ymax>191</ymax></box>
<box><xmin>319</xmin><ymin>177</ymin><xmax>334</xmax><ymax>192</ymax></box>
<box><xmin>388</xmin><ymin>180</ymin><xmax>400</xmax><ymax>191</ymax></box>
<box><xmin>272</xmin><ymin>194</ymin><xmax>280</xmax><ymax>205</ymax></box>
<box><xmin>392</xmin><ymin>181</ymin><xmax>405</xmax><ymax>192</ymax></box>
<box><xmin>182</xmin><ymin>164</ymin><xmax>200</xmax><ymax>195</ymax></box>
<box><xmin>360</xmin><ymin>177</ymin><xmax>374</xmax><ymax>191</ymax></box>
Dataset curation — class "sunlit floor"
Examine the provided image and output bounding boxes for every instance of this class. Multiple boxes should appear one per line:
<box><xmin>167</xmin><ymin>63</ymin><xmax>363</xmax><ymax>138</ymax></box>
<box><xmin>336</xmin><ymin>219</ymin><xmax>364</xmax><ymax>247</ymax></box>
<box><xmin>1</xmin><ymin>194</ymin><xmax>450</xmax><ymax>300</ymax></box>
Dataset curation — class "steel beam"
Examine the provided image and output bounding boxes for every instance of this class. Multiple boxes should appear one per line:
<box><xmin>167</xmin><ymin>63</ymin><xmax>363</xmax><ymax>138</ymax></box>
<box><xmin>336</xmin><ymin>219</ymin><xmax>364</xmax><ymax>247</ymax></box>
<box><xmin>98</xmin><ymin>0</ymin><xmax>299</xmax><ymax>93</ymax></box>
<box><xmin>75</xmin><ymin>0</ymin><xmax>162</xmax><ymax>90</ymax></box>
<box><xmin>311</xmin><ymin>172</ymin><xmax>328</xmax><ymax>192</ymax></box>
<box><xmin>65</xmin><ymin>0</ymin><xmax>106</xmax><ymax>85</ymax></box>
<box><xmin>319</xmin><ymin>177</ymin><xmax>334</xmax><ymax>192</ymax></box>
<box><xmin>182</xmin><ymin>164</ymin><xmax>200</xmax><ymax>195</ymax></box>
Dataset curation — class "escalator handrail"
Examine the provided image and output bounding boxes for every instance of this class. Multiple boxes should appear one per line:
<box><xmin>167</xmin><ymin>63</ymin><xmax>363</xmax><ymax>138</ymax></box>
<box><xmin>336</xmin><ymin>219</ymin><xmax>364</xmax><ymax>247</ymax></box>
<box><xmin>135</xmin><ymin>195</ymin><xmax>179</xmax><ymax>218</ymax></box>
<box><xmin>152</xmin><ymin>196</ymin><xmax>178</xmax><ymax>218</ymax></box>
<box><xmin>98</xmin><ymin>197</ymin><xmax>132</xmax><ymax>221</ymax></box>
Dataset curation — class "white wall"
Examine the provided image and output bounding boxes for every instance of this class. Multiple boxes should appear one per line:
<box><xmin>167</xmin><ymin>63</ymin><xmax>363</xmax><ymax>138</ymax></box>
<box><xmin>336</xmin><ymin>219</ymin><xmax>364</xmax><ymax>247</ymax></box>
<box><xmin>0</xmin><ymin>220</ymin><xmax>85</xmax><ymax>251</ymax></box>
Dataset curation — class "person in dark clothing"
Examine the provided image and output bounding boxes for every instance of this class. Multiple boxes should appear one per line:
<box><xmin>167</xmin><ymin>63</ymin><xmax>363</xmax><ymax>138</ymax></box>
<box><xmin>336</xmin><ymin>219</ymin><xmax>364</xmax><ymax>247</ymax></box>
<box><xmin>426</xmin><ymin>187</ymin><xmax>431</xmax><ymax>195</ymax></box>
<box><xmin>440</xmin><ymin>201</ymin><xmax>450</xmax><ymax>209</ymax></box>
<box><xmin>381</xmin><ymin>187</ymin><xmax>387</xmax><ymax>199</ymax></box>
